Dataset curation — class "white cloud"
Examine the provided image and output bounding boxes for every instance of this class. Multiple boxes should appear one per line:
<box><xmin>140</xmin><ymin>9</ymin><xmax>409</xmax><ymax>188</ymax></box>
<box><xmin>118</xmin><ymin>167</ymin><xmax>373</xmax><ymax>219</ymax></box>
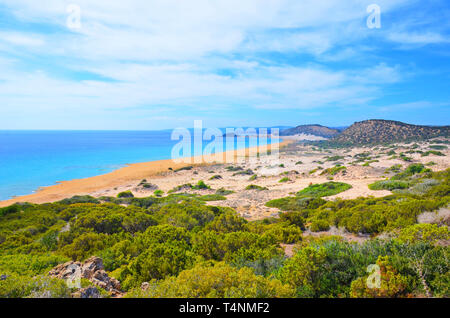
<box><xmin>0</xmin><ymin>0</ymin><xmax>437</xmax><ymax>129</ymax></box>
<box><xmin>0</xmin><ymin>32</ymin><xmax>45</xmax><ymax>47</ymax></box>
<box><xmin>0</xmin><ymin>0</ymin><xmax>412</xmax><ymax>60</ymax></box>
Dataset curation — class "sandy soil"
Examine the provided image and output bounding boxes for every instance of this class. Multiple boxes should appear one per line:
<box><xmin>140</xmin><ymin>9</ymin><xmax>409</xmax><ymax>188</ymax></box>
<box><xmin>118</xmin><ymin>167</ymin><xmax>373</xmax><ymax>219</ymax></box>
<box><xmin>1</xmin><ymin>139</ymin><xmax>449</xmax><ymax>224</ymax></box>
<box><xmin>0</xmin><ymin>141</ymin><xmax>286</xmax><ymax>207</ymax></box>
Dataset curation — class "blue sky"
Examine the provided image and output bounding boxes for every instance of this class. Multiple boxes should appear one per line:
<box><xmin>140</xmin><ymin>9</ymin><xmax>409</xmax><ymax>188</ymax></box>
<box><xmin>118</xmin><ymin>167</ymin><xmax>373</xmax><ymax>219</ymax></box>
<box><xmin>0</xmin><ymin>0</ymin><xmax>449</xmax><ymax>130</ymax></box>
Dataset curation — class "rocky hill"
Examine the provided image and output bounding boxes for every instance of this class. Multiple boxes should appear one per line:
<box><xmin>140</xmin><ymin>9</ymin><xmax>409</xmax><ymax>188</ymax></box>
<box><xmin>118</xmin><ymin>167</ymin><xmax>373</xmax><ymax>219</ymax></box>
<box><xmin>332</xmin><ymin>119</ymin><xmax>450</xmax><ymax>145</ymax></box>
<box><xmin>280</xmin><ymin>124</ymin><xmax>341</xmax><ymax>138</ymax></box>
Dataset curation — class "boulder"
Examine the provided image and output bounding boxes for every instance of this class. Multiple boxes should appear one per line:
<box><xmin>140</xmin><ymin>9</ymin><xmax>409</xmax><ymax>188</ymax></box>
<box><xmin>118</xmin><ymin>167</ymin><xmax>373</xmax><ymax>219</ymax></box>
<box><xmin>49</xmin><ymin>256</ymin><xmax>122</xmax><ymax>297</ymax></box>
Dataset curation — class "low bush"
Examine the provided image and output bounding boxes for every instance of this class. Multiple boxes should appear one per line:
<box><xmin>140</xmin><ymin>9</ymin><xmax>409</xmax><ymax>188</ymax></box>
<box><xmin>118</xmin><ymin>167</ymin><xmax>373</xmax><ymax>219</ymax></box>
<box><xmin>245</xmin><ymin>185</ymin><xmax>269</xmax><ymax>191</ymax></box>
<box><xmin>320</xmin><ymin>166</ymin><xmax>346</xmax><ymax>176</ymax></box>
<box><xmin>215</xmin><ymin>188</ymin><xmax>235</xmax><ymax>196</ymax></box>
<box><xmin>297</xmin><ymin>182</ymin><xmax>352</xmax><ymax>197</ymax></box>
<box><xmin>199</xmin><ymin>194</ymin><xmax>227</xmax><ymax>201</ymax></box>
<box><xmin>117</xmin><ymin>191</ymin><xmax>134</xmax><ymax>198</ymax></box>
<box><xmin>369</xmin><ymin>180</ymin><xmax>409</xmax><ymax>191</ymax></box>
<box><xmin>192</xmin><ymin>180</ymin><xmax>210</xmax><ymax>190</ymax></box>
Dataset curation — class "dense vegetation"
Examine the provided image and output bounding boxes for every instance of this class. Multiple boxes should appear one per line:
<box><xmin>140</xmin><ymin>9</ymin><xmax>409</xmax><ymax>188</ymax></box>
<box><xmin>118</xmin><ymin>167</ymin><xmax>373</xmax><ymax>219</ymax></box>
<box><xmin>0</xmin><ymin>168</ymin><xmax>449</xmax><ymax>298</ymax></box>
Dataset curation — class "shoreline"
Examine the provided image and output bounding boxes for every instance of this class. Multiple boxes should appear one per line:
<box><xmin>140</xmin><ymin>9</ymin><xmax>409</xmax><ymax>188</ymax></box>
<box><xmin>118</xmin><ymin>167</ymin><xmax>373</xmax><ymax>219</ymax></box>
<box><xmin>0</xmin><ymin>140</ymin><xmax>291</xmax><ymax>207</ymax></box>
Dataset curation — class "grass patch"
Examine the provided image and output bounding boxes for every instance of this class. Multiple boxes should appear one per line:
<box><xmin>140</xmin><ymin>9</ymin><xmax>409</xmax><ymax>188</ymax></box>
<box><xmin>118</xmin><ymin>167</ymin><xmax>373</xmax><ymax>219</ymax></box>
<box><xmin>308</xmin><ymin>167</ymin><xmax>323</xmax><ymax>174</ymax></box>
<box><xmin>399</xmin><ymin>153</ymin><xmax>412</xmax><ymax>162</ymax></box>
<box><xmin>362</xmin><ymin>160</ymin><xmax>379</xmax><ymax>167</ymax></box>
<box><xmin>215</xmin><ymin>188</ymin><xmax>235</xmax><ymax>196</ymax></box>
<box><xmin>297</xmin><ymin>182</ymin><xmax>352</xmax><ymax>197</ymax></box>
<box><xmin>168</xmin><ymin>183</ymin><xmax>193</xmax><ymax>193</ymax></box>
<box><xmin>245</xmin><ymin>184</ymin><xmax>269</xmax><ymax>191</ymax></box>
<box><xmin>279</xmin><ymin>177</ymin><xmax>290</xmax><ymax>183</ymax></box>
<box><xmin>385</xmin><ymin>164</ymin><xmax>402</xmax><ymax>174</ymax></box>
<box><xmin>392</xmin><ymin>163</ymin><xmax>427</xmax><ymax>180</ymax></box>
<box><xmin>198</xmin><ymin>194</ymin><xmax>227</xmax><ymax>201</ymax></box>
<box><xmin>320</xmin><ymin>166</ymin><xmax>346</xmax><ymax>176</ymax></box>
<box><xmin>266</xmin><ymin>196</ymin><xmax>326</xmax><ymax>211</ymax></box>
<box><xmin>422</xmin><ymin>150</ymin><xmax>445</xmax><ymax>157</ymax></box>
<box><xmin>232</xmin><ymin>169</ymin><xmax>254</xmax><ymax>176</ymax></box>
<box><xmin>192</xmin><ymin>180</ymin><xmax>210</xmax><ymax>190</ymax></box>
<box><xmin>174</xmin><ymin>166</ymin><xmax>193</xmax><ymax>172</ymax></box>
<box><xmin>368</xmin><ymin>180</ymin><xmax>409</xmax><ymax>191</ymax></box>
<box><xmin>429</xmin><ymin>145</ymin><xmax>447</xmax><ymax>150</ymax></box>
<box><xmin>325</xmin><ymin>155</ymin><xmax>345</xmax><ymax>162</ymax></box>
<box><xmin>387</xmin><ymin>150</ymin><xmax>396</xmax><ymax>156</ymax></box>
<box><xmin>226</xmin><ymin>166</ymin><xmax>243</xmax><ymax>172</ymax></box>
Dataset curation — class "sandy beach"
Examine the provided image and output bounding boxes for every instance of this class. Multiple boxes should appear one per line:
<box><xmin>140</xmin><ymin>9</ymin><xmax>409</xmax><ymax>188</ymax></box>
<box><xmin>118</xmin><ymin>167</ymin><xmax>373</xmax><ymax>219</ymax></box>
<box><xmin>1</xmin><ymin>139</ymin><xmax>449</xmax><ymax>222</ymax></box>
<box><xmin>0</xmin><ymin>140</ymin><xmax>289</xmax><ymax>207</ymax></box>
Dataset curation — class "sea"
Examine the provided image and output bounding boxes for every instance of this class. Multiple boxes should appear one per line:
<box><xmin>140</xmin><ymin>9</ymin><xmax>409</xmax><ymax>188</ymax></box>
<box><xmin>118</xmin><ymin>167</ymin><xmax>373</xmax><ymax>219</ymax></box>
<box><xmin>0</xmin><ymin>129</ymin><xmax>279</xmax><ymax>201</ymax></box>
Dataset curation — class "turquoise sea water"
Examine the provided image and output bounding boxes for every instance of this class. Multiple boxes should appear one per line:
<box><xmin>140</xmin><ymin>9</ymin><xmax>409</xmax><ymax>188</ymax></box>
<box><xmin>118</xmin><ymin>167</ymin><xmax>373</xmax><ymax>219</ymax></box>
<box><xmin>0</xmin><ymin>130</ymin><xmax>278</xmax><ymax>201</ymax></box>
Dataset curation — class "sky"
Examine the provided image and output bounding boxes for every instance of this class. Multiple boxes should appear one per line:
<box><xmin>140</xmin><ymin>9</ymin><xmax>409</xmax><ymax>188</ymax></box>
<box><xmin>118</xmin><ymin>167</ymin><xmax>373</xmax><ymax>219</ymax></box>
<box><xmin>0</xmin><ymin>0</ymin><xmax>449</xmax><ymax>130</ymax></box>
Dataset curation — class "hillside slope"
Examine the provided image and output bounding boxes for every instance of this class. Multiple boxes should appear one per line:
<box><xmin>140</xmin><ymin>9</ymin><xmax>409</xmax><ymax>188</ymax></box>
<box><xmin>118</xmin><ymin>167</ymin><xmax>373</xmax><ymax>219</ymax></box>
<box><xmin>333</xmin><ymin>119</ymin><xmax>450</xmax><ymax>145</ymax></box>
<box><xmin>280</xmin><ymin>124</ymin><xmax>340</xmax><ymax>138</ymax></box>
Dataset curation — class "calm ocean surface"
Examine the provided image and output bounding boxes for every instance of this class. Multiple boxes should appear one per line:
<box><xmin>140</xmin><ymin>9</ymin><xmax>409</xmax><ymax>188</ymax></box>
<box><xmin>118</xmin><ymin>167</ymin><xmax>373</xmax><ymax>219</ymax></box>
<box><xmin>0</xmin><ymin>130</ymin><xmax>277</xmax><ymax>201</ymax></box>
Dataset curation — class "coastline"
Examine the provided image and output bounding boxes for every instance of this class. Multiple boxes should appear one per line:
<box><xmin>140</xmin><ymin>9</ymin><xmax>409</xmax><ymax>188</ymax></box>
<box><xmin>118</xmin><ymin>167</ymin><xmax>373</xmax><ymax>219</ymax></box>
<box><xmin>0</xmin><ymin>140</ymin><xmax>291</xmax><ymax>207</ymax></box>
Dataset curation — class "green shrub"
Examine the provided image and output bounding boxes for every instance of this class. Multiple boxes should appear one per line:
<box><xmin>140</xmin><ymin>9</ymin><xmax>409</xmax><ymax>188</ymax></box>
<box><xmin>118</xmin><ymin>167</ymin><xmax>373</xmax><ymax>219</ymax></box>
<box><xmin>0</xmin><ymin>274</ymin><xmax>71</xmax><ymax>298</ymax></box>
<box><xmin>226</xmin><ymin>166</ymin><xmax>243</xmax><ymax>172</ymax></box>
<box><xmin>233</xmin><ymin>169</ymin><xmax>254</xmax><ymax>176</ymax></box>
<box><xmin>192</xmin><ymin>180</ymin><xmax>210</xmax><ymax>190</ymax></box>
<box><xmin>369</xmin><ymin>180</ymin><xmax>409</xmax><ymax>191</ymax></box>
<box><xmin>117</xmin><ymin>191</ymin><xmax>134</xmax><ymax>198</ymax></box>
<box><xmin>215</xmin><ymin>188</ymin><xmax>235</xmax><ymax>196</ymax></box>
<box><xmin>350</xmin><ymin>256</ymin><xmax>408</xmax><ymax>298</ymax></box>
<box><xmin>266</xmin><ymin>196</ymin><xmax>326</xmax><ymax>211</ymax></box>
<box><xmin>59</xmin><ymin>195</ymin><xmax>100</xmax><ymax>205</ymax></box>
<box><xmin>297</xmin><ymin>182</ymin><xmax>352</xmax><ymax>197</ymax></box>
<box><xmin>174</xmin><ymin>166</ymin><xmax>193</xmax><ymax>172</ymax></box>
<box><xmin>320</xmin><ymin>166</ymin><xmax>346</xmax><ymax>176</ymax></box>
<box><xmin>310</xmin><ymin>219</ymin><xmax>331</xmax><ymax>232</ymax></box>
<box><xmin>429</xmin><ymin>145</ymin><xmax>447</xmax><ymax>150</ymax></box>
<box><xmin>385</xmin><ymin>164</ymin><xmax>402</xmax><ymax>173</ymax></box>
<box><xmin>396</xmin><ymin>224</ymin><xmax>450</xmax><ymax>243</ymax></box>
<box><xmin>198</xmin><ymin>194</ymin><xmax>227</xmax><ymax>201</ymax></box>
<box><xmin>245</xmin><ymin>185</ymin><xmax>269</xmax><ymax>191</ymax></box>
<box><xmin>168</xmin><ymin>183</ymin><xmax>193</xmax><ymax>193</ymax></box>
<box><xmin>422</xmin><ymin>150</ymin><xmax>445</xmax><ymax>157</ymax></box>
<box><xmin>126</xmin><ymin>262</ymin><xmax>295</xmax><ymax>298</ymax></box>
<box><xmin>326</xmin><ymin>155</ymin><xmax>345</xmax><ymax>162</ymax></box>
